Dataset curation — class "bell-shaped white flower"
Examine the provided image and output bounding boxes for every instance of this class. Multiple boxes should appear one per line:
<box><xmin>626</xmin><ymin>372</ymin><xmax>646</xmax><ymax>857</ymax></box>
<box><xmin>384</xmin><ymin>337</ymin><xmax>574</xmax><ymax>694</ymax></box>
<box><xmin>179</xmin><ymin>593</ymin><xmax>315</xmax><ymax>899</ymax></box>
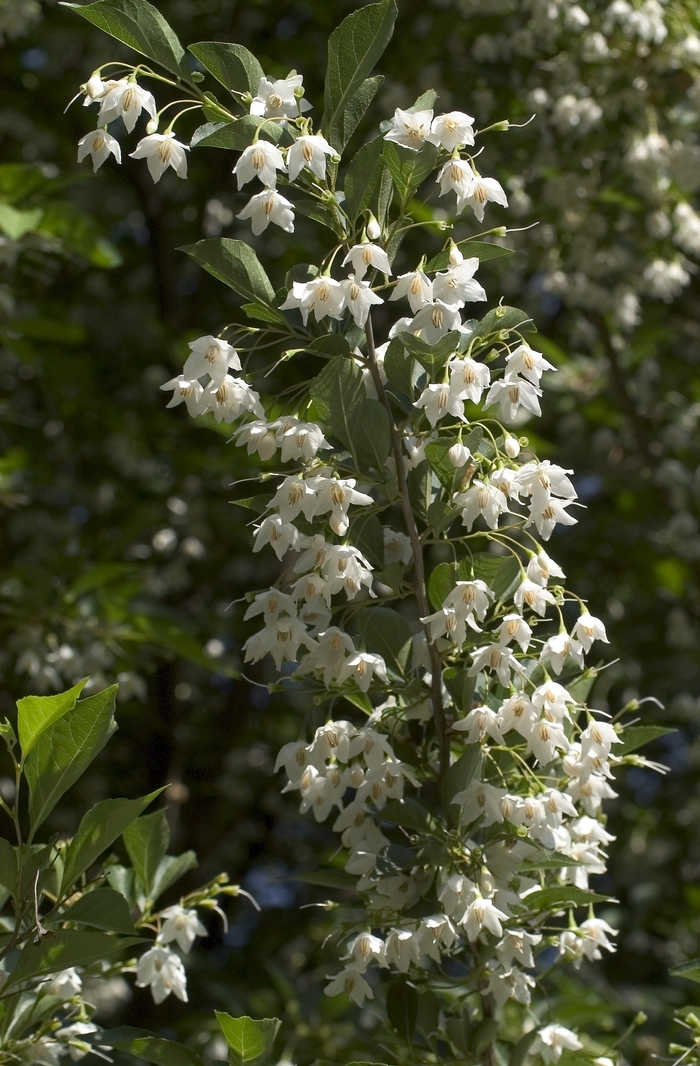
<box><xmin>409</xmin><ymin>300</ymin><xmax>463</xmax><ymax>344</ymax></box>
<box><xmin>47</xmin><ymin>968</ymin><xmax>82</xmax><ymax>999</ymax></box>
<box><xmin>270</xmin><ymin>475</ymin><xmax>318</xmax><ymax>523</ymax></box>
<box><xmin>274</xmin><ymin>416</ymin><xmax>330</xmax><ymax>461</ymax></box>
<box><xmin>430</xmin><ymin>110</ymin><xmax>475</xmax><ymax>150</ymax></box>
<box><xmin>448</xmin><ymin>356</ymin><xmax>490</xmax><ymax>403</ymax></box>
<box><xmin>250</xmin><ymin>74</ymin><xmax>311</xmax><ymax>119</ymax></box>
<box><xmin>453</xmin><ymin>705</ymin><xmax>503</xmax><ymax>744</ymax></box>
<box><xmin>452</xmin><ymin>779</ymin><xmax>507</xmax><ymax>826</ymax></box>
<box><xmin>497</xmin><ymin>614</ymin><xmax>532</xmax><ymax>652</ymax></box>
<box><xmin>525</xmin><ymin>719</ymin><xmax>570</xmax><ymax>764</ymax></box>
<box><xmin>461</xmin><ymin>174</ymin><xmax>509</xmax><ymax>222</ymax></box>
<box><xmin>237</xmin><ymin>189</ymin><xmax>294</xmax><ymax>234</ymax></box>
<box><xmin>324</xmin><ymin>965</ymin><xmax>373</xmax><ymax>1005</ymax></box>
<box><xmin>573</xmin><ymin>613</ymin><xmax>609</xmax><ymax>652</ymax></box>
<box><xmin>498</xmin><ymin>693</ymin><xmax>538</xmax><ymax>738</ymax></box>
<box><xmin>340</xmin><ymin>652</ymin><xmax>388</xmax><ymax>692</ymax></box>
<box><xmin>526</xmin><ymin>497</ymin><xmax>578</xmax><ymax>540</ymax></box>
<box><xmin>158</xmin><ymin>906</ymin><xmax>207</xmax><ymax>953</ymax></box>
<box><xmin>280</xmin><ymin>277</ymin><xmax>344</xmax><ymax>324</ymax></box>
<box><xmin>468</xmin><ymin>644</ymin><xmax>524</xmax><ymax>687</ymax></box>
<box><xmin>160</xmin><ymin>376</ymin><xmax>203</xmax><ymax>417</ymax></box>
<box><xmin>233</xmin><ymin>141</ymin><xmax>287</xmax><ymax>189</ymax></box>
<box><xmin>183</xmin><ymin>336</ymin><xmax>240</xmax><ymax>385</ymax></box>
<box><xmin>514</xmin><ymin>577</ymin><xmax>556</xmax><ymax>616</ymax></box>
<box><xmin>534</xmin><ymin>1025</ymin><xmax>583</xmax><ymax>1064</ymax></box>
<box><xmin>236</xmin><ymin>420</ymin><xmax>278</xmax><ymax>460</ymax></box>
<box><xmin>297</xmin><ymin>628</ymin><xmax>355</xmax><ymax>686</ymax></box>
<box><xmin>77</xmin><ymin>128</ymin><xmax>121</xmax><ymax>172</ymax></box>
<box><xmin>454</xmin><ymin>480</ymin><xmax>509</xmax><ymax>531</ymax></box>
<box><xmin>437</xmin><ymin>158</ymin><xmax>475</xmax><ymax>209</ymax></box>
<box><xmin>433</xmin><ymin>258</ymin><xmax>486</xmax><ymax>306</ymax></box>
<box><xmin>342</xmin><ymin>242</ymin><xmax>392</xmax><ymax>280</ymax></box>
<box><xmin>505</xmin><ymin>342</ymin><xmax>556</xmax><ymax>384</ymax></box>
<box><xmin>98</xmin><ymin>80</ymin><xmax>156</xmax><ymax>132</ymax></box>
<box><xmin>414</xmin><ymin>382</ymin><xmax>466</xmax><ymax>427</ymax></box>
<box><xmin>243</xmin><ymin>588</ymin><xmax>296</xmax><ymax>624</ymax></box>
<box><xmin>136</xmin><ymin>946</ymin><xmax>187</xmax><ymax>1005</ymax></box>
<box><xmin>341</xmin><ymin>274</ymin><xmax>384</xmax><ymax>327</ymax></box>
<box><xmin>483</xmin><ymin>378</ymin><xmax>542</xmax><ymax>421</ymax></box>
<box><xmin>539</xmin><ymin>633</ymin><xmax>584</xmax><ymax>675</ymax></box>
<box><xmin>200</xmin><ymin>375</ymin><xmax>264</xmax><ymax>422</ymax></box>
<box><xmin>287</xmin><ymin>134</ymin><xmax>335</xmax><ymax>181</ymax></box>
<box><xmin>389</xmin><ymin>269</ymin><xmax>434</xmax><ymax>312</ymax></box>
<box><xmin>461</xmin><ymin>894</ymin><xmax>507</xmax><ymax>941</ymax></box>
<box><xmin>130</xmin><ymin>133</ymin><xmax>189</xmax><ymax>183</ymax></box>
<box><xmin>384</xmin><ymin>107</ymin><xmax>436</xmax><ymax>150</ymax></box>
<box><xmin>252</xmin><ymin>515</ymin><xmax>299</xmax><ymax>560</ymax></box>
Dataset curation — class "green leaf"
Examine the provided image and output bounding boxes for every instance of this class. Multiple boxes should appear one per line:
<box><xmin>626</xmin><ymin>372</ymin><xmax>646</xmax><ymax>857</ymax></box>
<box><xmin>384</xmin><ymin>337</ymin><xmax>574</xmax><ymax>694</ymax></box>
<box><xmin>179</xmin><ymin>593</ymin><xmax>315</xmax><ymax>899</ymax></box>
<box><xmin>354</xmin><ymin>606</ymin><xmax>412</xmax><ymax>675</ymax></box>
<box><xmin>444</xmin><ymin>669</ymin><xmax>476</xmax><ymax>715</ymax></box>
<box><xmin>6</xmin><ymin>931</ymin><xmax>144</xmax><ymax>989</ymax></box>
<box><xmin>0</xmin><ymin>837</ymin><xmax>17</xmax><ymax>894</ymax></box>
<box><xmin>523</xmin><ymin>886</ymin><xmax>611</xmax><ymax>912</ymax></box>
<box><xmin>348</xmin><ymin>397</ymin><xmax>392</xmax><ymax>473</ymax></box>
<box><xmin>386</xmin><ymin>980</ymin><xmax>418</xmax><ymax>1044</ymax></box>
<box><xmin>338</xmin><ymin>76</ymin><xmax>384</xmax><ymax>151</ymax></box>
<box><xmin>406</xmin><ymin>464</ymin><xmax>433</xmax><ymax>521</ymax></box>
<box><xmin>309</xmin><ymin>356</ymin><xmax>364</xmax><ymax>447</ymax></box>
<box><xmin>617</xmin><ymin>725</ymin><xmax>675</xmax><ymax>756</ymax></box>
<box><xmin>150</xmin><ymin>850</ymin><xmax>198</xmax><ymax>903</ymax></box>
<box><xmin>17</xmin><ymin>679</ymin><xmax>88</xmax><ymax>759</ymax></box>
<box><xmin>180</xmin><ymin>238</ymin><xmax>275</xmax><ymax>305</ymax></box>
<box><xmin>322</xmin><ymin>0</ymin><xmax>398</xmax><ymax>150</ymax></box>
<box><xmin>190</xmin><ymin>117</ymin><xmax>283</xmax><ymax>151</ymax></box>
<box><xmin>62</xmin><ymin>0</ymin><xmax>191</xmax><ymax>81</ymax></box>
<box><xmin>383</xmin><ymin>141</ymin><xmax>439</xmax><ymax>202</ymax></box>
<box><xmin>670</xmin><ymin>958</ymin><xmax>700</xmax><ymax>984</ymax></box>
<box><xmin>215</xmin><ymin>1013</ymin><xmax>281</xmax><ymax>1066</ymax></box>
<box><xmin>25</xmin><ymin>686</ymin><xmax>118</xmax><ymax>833</ymax></box>
<box><xmin>105</xmin><ymin>864</ymin><xmax>136</xmax><ymax>909</ymax></box>
<box><xmin>189</xmin><ymin>41</ymin><xmax>264</xmax><ymax>95</ymax></box>
<box><xmin>470</xmin><ymin>305</ymin><xmax>535</xmax><ymax>348</ymax></box>
<box><xmin>424</xmin><ymin>438</ymin><xmax>463</xmax><ymax>494</ymax></box>
<box><xmin>123</xmin><ymin>809</ymin><xmax>169</xmax><ymax>896</ymax></box>
<box><xmin>351</xmin><ymin>512</ymin><xmax>385</xmax><ymax>569</ymax></box>
<box><xmin>60</xmin><ymin>888</ymin><xmax>137</xmax><ymax>934</ymax></box>
<box><xmin>428</xmin><ymin>561</ymin><xmax>456</xmax><ymax>611</ymax></box>
<box><xmin>344</xmin><ymin>138</ymin><xmax>384</xmax><ymax>223</ymax></box>
<box><xmin>424</xmin><ymin>240</ymin><xmax>514</xmax><ymax>273</ymax></box>
<box><xmin>95</xmin><ymin>1029</ymin><xmax>205</xmax><ymax>1066</ymax></box>
<box><xmin>60</xmin><ymin>790</ymin><xmax>162</xmax><ymax>896</ymax></box>
<box><xmin>400</xmin><ymin>330</ymin><xmax>461</xmax><ymax>375</ymax></box>
<box><xmin>472</xmin><ymin>551</ymin><xmax>522</xmax><ymax>601</ymax></box>
<box><xmin>442</xmin><ymin>746</ymin><xmax>481</xmax><ymax>814</ymax></box>
<box><xmin>294</xmin><ymin>868</ymin><xmax>357</xmax><ymax>889</ymax></box>
<box><xmin>241</xmin><ymin>301</ymin><xmax>286</xmax><ymax>325</ymax></box>
<box><xmin>307</xmin><ymin>334</ymin><xmax>351</xmax><ymax>359</ymax></box>
<box><xmin>380</xmin><ymin>798</ymin><xmax>430</xmax><ymax>830</ymax></box>
<box><xmin>0</xmin><ymin>203</ymin><xmax>43</xmax><ymax>240</ymax></box>
<box><xmin>509</xmin><ymin>1030</ymin><xmax>539</xmax><ymax>1066</ymax></box>
<box><xmin>384</xmin><ymin>337</ymin><xmax>415</xmax><ymax>396</ymax></box>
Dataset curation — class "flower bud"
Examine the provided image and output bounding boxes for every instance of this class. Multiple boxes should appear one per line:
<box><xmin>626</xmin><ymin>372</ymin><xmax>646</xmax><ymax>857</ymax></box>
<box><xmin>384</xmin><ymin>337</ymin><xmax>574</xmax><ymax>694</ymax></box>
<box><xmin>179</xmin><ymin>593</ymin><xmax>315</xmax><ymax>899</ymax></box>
<box><xmin>367</xmin><ymin>215</ymin><xmax>381</xmax><ymax>240</ymax></box>
<box><xmin>86</xmin><ymin>74</ymin><xmax>104</xmax><ymax>99</ymax></box>
<box><xmin>448</xmin><ymin>241</ymin><xmax>464</xmax><ymax>266</ymax></box>
<box><xmin>448</xmin><ymin>442</ymin><xmax>470</xmax><ymax>467</ymax></box>
<box><xmin>504</xmin><ymin>435</ymin><xmax>520</xmax><ymax>458</ymax></box>
<box><xmin>146</xmin><ymin>118</ymin><xmax>159</xmax><ymax>134</ymax></box>
<box><xmin>348</xmin><ymin>764</ymin><xmax>364</xmax><ymax>788</ymax></box>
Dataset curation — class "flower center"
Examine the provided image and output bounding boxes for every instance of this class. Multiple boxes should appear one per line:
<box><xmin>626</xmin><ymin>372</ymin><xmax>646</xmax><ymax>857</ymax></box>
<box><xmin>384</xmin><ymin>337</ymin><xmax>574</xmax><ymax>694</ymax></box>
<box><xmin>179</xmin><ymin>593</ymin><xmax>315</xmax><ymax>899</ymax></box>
<box><xmin>268</xmin><ymin>93</ymin><xmax>283</xmax><ymax>108</ymax></box>
<box><xmin>157</xmin><ymin>140</ymin><xmax>172</xmax><ymax>164</ymax></box>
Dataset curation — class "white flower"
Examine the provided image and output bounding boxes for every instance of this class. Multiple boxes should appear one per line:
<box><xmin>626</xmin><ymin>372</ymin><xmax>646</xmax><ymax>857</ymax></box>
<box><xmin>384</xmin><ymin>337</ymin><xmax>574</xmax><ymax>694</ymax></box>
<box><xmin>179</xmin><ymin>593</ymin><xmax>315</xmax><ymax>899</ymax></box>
<box><xmin>244</xmin><ymin>615</ymin><xmax>314</xmax><ymax>670</ymax></box>
<box><xmin>437</xmin><ymin>158</ymin><xmax>476</xmax><ymax>210</ymax></box>
<box><xmin>518</xmin><ymin>461</ymin><xmax>577</xmax><ymax>507</ymax></box>
<box><xmin>59</xmin><ymin>1022</ymin><xmax>98</xmax><ymax>1061</ymax></box>
<box><xmin>578</xmin><ymin>917</ymin><xmax>617</xmax><ymax>959</ymax></box>
<box><xmin>468</xmin><ymin>644</ymin><xmax>524</xmax><ymax>687</ymax></box>
<box><xmin>449</xmin><ymin>356</ymin><xmax>490</xmax><ymax>403</ymax></box>
<box><xmin>341</xmin><ymin>275</ymin><xmax>384</xmax><ymax>327</ymax></box>
<box><xmin>484</xmin><ymin>378</ymin><xmax>542</xmax><ymax>421</ymax></box>
<box><xmin>344</xmin><ymin>932</ymin><xmax>386</xmax><ymax>970</ymax></box>
<box><xmin>200</xmin><ymin>375</ymin><xmax>264</xmax><ymax>422</ymax></box>
<box><xmin>525</xmin><ymin>719</ymin><xmax>570</xmax><ymax>764</ymax></box>
<box><xmin>498</xmin><ymin>693</ymin><xmax>538</xmax><ymax>738</ymax></box>
<box><xmin>513</xmin><ymin>578</ymin><xmax>556</xmax><ymax>616</ymax></box>
<box><xmin>136</xmin><ymin>946</ymin><xmax>187</xmax><ymax>1005</ymax></box>
<box><xmin>384</xmin><ymin>927</ymin><xmax>421</xmax><ymax>970</ymax></box>
<box><xmin>342</xmin><ymin>243</ymin><xmax>392</xmax><ymax>280</ymax></box>
<box><xmin>452</xmin><ymin>779</ymin><xmax>507</xmax><ymax>826</ymax></box>
<box><xmin>527</xmin><ymin>497</ymin><xmax>578</xmax><ymax>540</ymax></box>
<box><xmin>527</xmin><ymin>550</ymin><xmax>565</xmax><ymax>585</ymax></box>
<box><xmin>384</xmin><ymin>527</ymin><xmax>412</xmax><ymax>565</ymax></box>
<box><xmin>158</xmin><ymin>906</ymin><xmax>207</xmax><ymax>953</ymax></box>
<box><xmin>324</xmin><ymin>965</ymin><xmax>373</xmax><ymax>1005</ymax></box>
<box><xmin>184</xmin><ymin>336</ymin><xmax>240</xmax><ymax>386</ymax></box>
<box><xmin>311</xmin><ymin>476</ymin><xmax>373</xmax><ymax>536</ymax></box>
<box><xmin>244</xmin><ymin>588</ymin><xmax>297</xmax><ymax>623</ymax></box>
<box><xmin>275</xmin><ymin>417</ymin><xmax>330</xmax><ymax>461</ymax></box>
<box><xmin>47</xmin><ymin>968</ymin><xmax>82</xmax><ymax>998</ymax></box>
<box><xmin>287</xmin><ymin>134</ymin><xmax>335</xmax><ymax>181</ymax></box>
<box><xmin>431</xmin><ymin>110</ymin><xmax>475</xmax><ymax>151</ymax></box>
<box><xmin>389</xmin><ymin>269</ymin><xmax>434</xmax><ymax>312</ymax></box>
<box><xmin>237</xmin><ymin>189</ymin><xmax>294</xmax><ymax>234</ymax></box>
<box><xmin>253</xmin><ymin>514</ymin><xmax>300</xmax><ymax>560</ymax></box>
<box><xmin>384</xmin><ymin>107</ymin><xmax>436</xmax><ymax>150</ymax></box>
<box><xmin>643</xmin><ymin>258</ymin><xmax>690</xmax><ymax>302</ymax></box>
<box><xmin>496</xmin><ymin>929</ymin><xmax>541</xmax><ymax>969</ymax></box>
<box><xmin>270</xmin><ymin>475</ymin><xmax>318</xmax><ymax>523</ymax></box>
<box><xmin>443</xmin><ymin>580</ymin><xmax>493</xmax><ymax>622</ymax></box>
<box><xmin>580</xmin><ymin>720</ymin><xmax>622</xmax><ymax>759</ymax></box>
<box><xmin>573</xmin><ymin>613</ymin><xmax>609</xmax><ymax>652</ymax></box>
<box><xmin>340</xmin><ymin>652</ymin><xmax>388</xmax><ymax>692</ymax></box>
<box><xmin>497</xmin><ymin>614</ymin><xmax>532</xmax><ymax>653</ymax></box>
<box><xmin>539</xmin><ymin>633</ymin><xmax>584</xmax><ymax>675</ymax></box>
<box><xmin>250</xmin><ymin>74</ymin><xmax>311</xmax><ymax>119</ymax></box>
<box><xmin>505</xmin><ymin>343</ymin><xmax>556</xmax><ymax>384</ymax></box>
<box><xmin>130</xmin><ymin>133</ymin><xmax>188</xmax><ymax>183</ymax></box>
<box><xmin>454</xmin><ymin>480</ymin><xmax>509</xmax><ymax>531</ymax></box>
<box><xmin>535</xmin><ymin>1025</ymin><xmax>583</xmax><ymax>1064</ymax></box>
<box><xmin>461</xmin><ymin>895</ymin><xmax>507</xmax><ymax>940</ymax></box>
<box><xmin>297</xmin><ymin>627</ymin><xmax>356</xmax><ymax>685</ymax></box>
<box><xmin>485</xmin><ymin>964</ymin><xmax>535</xmax><ymax>1008</ymax></box>
<box><xmin>453</xmin><ymin>705</ymin><xmax>503</xmax><ymax>744</ymax></box>
<box><xmin>280</xmin><ymin>277</ymin><xmax>344</xmax><ymax>324</ymax></box>
<box><xmin>448</xmin><ymin>442</ymin><xmax>470</xmax><ymax>466</ymax></box>
<box><xmin>160</xmin><ymin>376</ymin><xmax>203</xmax><ymax>417</ymax></box>
<box><xmin>532</xmin><ymin>682</ymin><xmax>576</xmax><ymax>721</ymax></box>
<box><xmin>77</xmin><ymin>129</ymin><xmax>121</xmax><ymax>172</ymax></box>
<box><xmin>233</xmin><ymin>141</ymin><xmax>287</xmax><ymax>189</ymax></box>
<box><xmin>504</xmin><ymin>435</ymin><xmax>520</xmax><ymax>458</ymax></box>
<box><xmin>236</xmin><ymin>420</ymin><xmax>278</xmax><ymax>460</ymax></box>
<box><xmin>409</xmin><ymin>300</ymin><xmax>463</xmax><ymax>344</ymax></box>
<box><xmin>433</xmin><ymin>258</ymin><xmax>486</xmax><ymax>307</ymax></box>
<box><xmin>461</xmin><ymin>174</ymin><xmax>509</xmax><ymax>222</ymax></box>
<box><xmin>98</xmin><ymin>80</ymin><xmax>156</xmax><ymax>132</ymax></box>
<box><xmin>414</xmin><ymin>382</ymin><xmax>466</xmax><ymax>427</ymax></box>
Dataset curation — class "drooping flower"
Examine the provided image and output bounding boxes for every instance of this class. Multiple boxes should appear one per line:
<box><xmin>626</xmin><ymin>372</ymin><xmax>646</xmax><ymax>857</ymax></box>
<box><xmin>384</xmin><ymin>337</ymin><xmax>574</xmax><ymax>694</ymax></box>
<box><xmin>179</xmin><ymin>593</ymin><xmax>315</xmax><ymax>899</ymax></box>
<box><xmin>98</xmin><ymin>79</ymin><xmax>156</xmax><ymax>132</ymax></box>
<box><xmin>237</xmin><ymin>189</ymin><xmax>294</xmax><ymax>234</ymax></box>
<box><xmin>287</xmin><ymin>134</ymin><xmax>335</xmax><ymax>181</ymax></box>
<box><xmin>342</xmin><ymin>242</ymin><xmax>392</xmax><ymax>279</ymax></box>
<box><xmin>130</xmin><ymin>133</ymin><xmax>189</xmax><ymax>183</ymax></box>
<box><xmin>77</xmin><ymin>128</ymin><xmax>121</xmax><ymax>172</ymax></box>
<box><xmin>389</xmin><ymin>269</ymin><xmax>434</xmax><ymax>312</ymax></box>
<box><xmin>280</xmin><ymin>277</ymin><xmax>344</xmax><ymax>324</ymax></box>
<box><xmin>430</xmin><ymin>110</ymin><xmax>476</xmax><ymax>150</ymax></box>
<box><xmin>158</xmin><ymin>906</ymin><xmax>207</xmax><ymax>953</ymax></box>
<box><xmin>136</xmin><ymin>946</ymin><xmax>188</xmax><ymax>1005</ymax></box>
<box><xmin>340</xmin><ymin>274</ymin><xmax>384</xmax><ymax>327</ymax></box>
<box><xmin>183</xmin><ymin>336</ymin><xmax>240</xmax><ymax>385</ymax></box>
<box><xmin>233</xmin><ymin>141</ymin><xmax>287</xmax><ymax>189</ymax></box>
<box><xmin>250</xmin><ymin>74</ymin><xmax>311</xmax><ymax>119</ymax></box>
<box><xmin>383</xmin><ymin>107</ymin><xmax>436</xmax><ymax>150</ymax></box>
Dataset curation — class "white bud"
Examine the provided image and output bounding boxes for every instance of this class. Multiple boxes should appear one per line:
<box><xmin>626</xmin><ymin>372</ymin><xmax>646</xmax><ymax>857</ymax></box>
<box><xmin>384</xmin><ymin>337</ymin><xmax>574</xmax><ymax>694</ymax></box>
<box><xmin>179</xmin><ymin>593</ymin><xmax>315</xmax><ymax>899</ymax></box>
<box><xmin>448</xmin><ymin>442</ymin><xmax>470</xmax><ymax>467</ymax></box>
<box><xmin>367</xmin><ymin>216</ymin><xmax>381</xmax><ymax>240</ymax></box>
<box><xmin>448</xmin><ymin>243</ymin><xmax>464</xmax><ymax>266</ymax></box>
<box><xmin>86</xmin><ymin>74</ymin><xmax>104</xmax><ymax>99</ymax></box>
<box><xmin>504</xmin><ymin>435</ymin><xmax>520</xmax><ymax>458</ymax></box>
<box><xmin>146</xmin><ymin>117</ymin><xmax>159</xmax><ymax>134</ymax></box>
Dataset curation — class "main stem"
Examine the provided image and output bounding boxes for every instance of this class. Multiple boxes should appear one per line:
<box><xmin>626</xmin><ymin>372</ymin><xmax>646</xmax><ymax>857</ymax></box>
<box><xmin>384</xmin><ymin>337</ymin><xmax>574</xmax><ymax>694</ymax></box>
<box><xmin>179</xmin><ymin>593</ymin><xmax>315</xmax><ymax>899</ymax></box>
<box><xmin>364</xmin><ymin>315</ymin><xmax>450</xmax><ymax>778</ymax></box>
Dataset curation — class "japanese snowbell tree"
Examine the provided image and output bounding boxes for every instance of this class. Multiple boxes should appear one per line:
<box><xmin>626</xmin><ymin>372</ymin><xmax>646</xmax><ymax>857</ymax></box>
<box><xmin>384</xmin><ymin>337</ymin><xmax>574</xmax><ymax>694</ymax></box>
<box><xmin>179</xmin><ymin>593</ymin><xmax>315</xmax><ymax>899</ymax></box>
<box><xmin>66</xmin><ymin>0</ymin><xmax>665</xmax><ymax>1061</ymax></box>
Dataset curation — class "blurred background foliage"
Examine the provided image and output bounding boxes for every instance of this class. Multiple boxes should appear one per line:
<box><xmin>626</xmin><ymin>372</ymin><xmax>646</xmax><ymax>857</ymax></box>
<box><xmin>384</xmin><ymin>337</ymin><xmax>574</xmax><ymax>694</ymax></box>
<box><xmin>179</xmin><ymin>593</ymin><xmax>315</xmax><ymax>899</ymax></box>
<box><xmin>1</xmin><ymin>0</ymin><xmax>700</xmax><ymax>1061</ymax></box>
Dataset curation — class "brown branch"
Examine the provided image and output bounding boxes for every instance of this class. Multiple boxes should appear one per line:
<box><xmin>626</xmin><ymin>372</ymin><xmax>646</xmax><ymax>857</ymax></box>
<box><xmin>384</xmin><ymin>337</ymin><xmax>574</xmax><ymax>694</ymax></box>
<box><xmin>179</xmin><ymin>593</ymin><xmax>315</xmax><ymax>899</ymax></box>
<box><xmin>364</xmin><ymin>315</ymin><xmax>450</xmax><ymax>778</ymax></box>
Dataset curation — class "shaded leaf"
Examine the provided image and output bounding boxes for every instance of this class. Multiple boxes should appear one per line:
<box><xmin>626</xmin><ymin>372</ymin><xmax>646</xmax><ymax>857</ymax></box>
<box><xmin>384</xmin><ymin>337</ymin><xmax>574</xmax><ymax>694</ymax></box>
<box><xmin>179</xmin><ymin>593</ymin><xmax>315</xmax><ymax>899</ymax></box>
<box><xmin>215</xmin><ymin>1013</ymin><xmax>281</xmax><ymax>1066</ymax></box>
<box><xmin>344</xmin><ymin>137</ymin><xmax>384</xmax><ymax>222</ymax></box>
<box><xmin>384</xmin><ymin>337</ymin><xmax>415</xmax><ymax>396</ymax></box>
<box><xmin>189</xmin><ymin>41</ymin><xmax>263</xmax><ymax>95</ymax></box>
<box><xmin>386</xmin><ymin>980</ymin><xmax>418</xmax><ymax>1044</ymax></box>
<box><xmin>348</xmin><ymin>396</ymin><xmax>392</xmax><ymax>473</ymax></box>
<box><xmin>616</xmin><ymin>724</ymin><xmax>675</xmax><ymax>756</ymax></box>
<box><xmin>150</xmin><ymin>850</ymin><xmax>198</xmax><ymax>903</ymax></box>
<box><xmin>123</xmin><ymin>809</ymin><xmax>169</xmax><ymax>896</ymax></box>
<box><xmin>383</xmin><ymin>141</ymin><xmax>439</xmax><ymax>201</ymax></box>
<box><xmin>294</xmin><ymin>868</ymin><xmax>357</xmax><ymax>889</ymax></box>
<box><xmin>380</xmin><ymin>798</ymin><xmax>430</xmax><ymax>830</ymax></box>
<box><xmin>309</xmin><ymin>356</ymin><xmax>364</xmax><ymax>446</ymax></box>
<box><xmin>442</xmin><ymin>746</ymin><xmax>481</xmax><ymax>814</ymax></box>
<box><xmin>6</xmin><ymin>931</ymin><xmax>143</xmax><ymax>989</ymax></box>
<box><xmin>60</xmin><ymin>888</ymin><xmax>137</xmax><ymax>934</ymax></box>
<box><xmin>94</xmin><ymin>1029</ymin><xmax>205</xmax><ymax>1066</ymax></box>
<box><xmin>190</xmin><ymin>117</ymin><xmax>283</xmax><ymax>151</ymax></box>
<box><xmin>355</xmin><ymin>606</ymin><xmax>412</xmax><ymax>674</ymax></box>
<box><xmin>62</xmin><ymin>0</ymin><xmax>191</xmax><ymax>81</ymax></box>
<box><xmin>180</xmin><ymin>238</ymin><xmax>275</xmax><ymax>305</ymax></box>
